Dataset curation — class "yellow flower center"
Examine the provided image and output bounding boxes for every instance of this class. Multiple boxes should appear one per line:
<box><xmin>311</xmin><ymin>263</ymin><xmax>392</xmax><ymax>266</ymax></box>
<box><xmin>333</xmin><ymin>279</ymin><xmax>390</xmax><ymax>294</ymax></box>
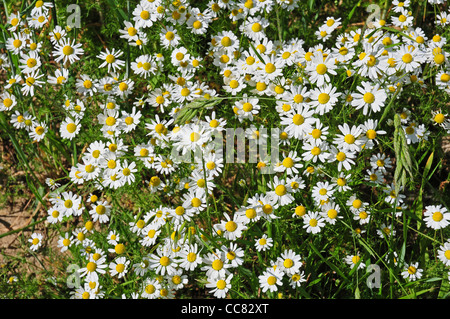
<box><xmin>434</xmin><ymin>54</ymin><xmax>445</xmax><ymax>65</ymax></box>
<box><xmin>115</xmin><ymin>243</ymin><xmax>126</xmax><ymax>254</ymax></box>
<box><xmin>318</xmin><ymin>93</ymin><xmax>330</xmax><ymax>104</ymax></box>
<box><xmin>105</xmin><ymin>54</ymin><xmax>115</xmax><ymax>64</ymax></box>
<box><xmin>283</xmin><ymin>259</ymin><xmax>294</xmax><ymax>268</ymax></box>
<box><xmin>344</xmin><ymin>134</ymin><xmax>356</xmax><ymax>144</ymax></box>
<box><xmin>225</xmin><ymin>220</ymin><xmax>238</xmax><ymax>232</ymax></box>
<box><xmin>352</xmin><ymin>199</ymin><xmax>362</xmax><ymax>209</ymax></box>
<box><xmin>63</xmin><ymin>45</ymin><xmax>74</xmax><ymax>55</ymax></box>
<box><xmin>86</xmin><ymin>262</ymin><xmax>97</xmax><ymax>272</ymax></box>
<box><xmin>275</xmin><ymin>185</ymin><xmax>287</xmax><ymax>196</ymax></box>
<box><xmin>221</xmin><ymin>36</ymin><xmax>231</xmax><ymax>47</ymax></box>
<box><xmin>193</xmin><ymin>20</ymin><xmax>202</xmax><ymax>29</ymax></box>
<box><xmin>402</xmin><ymin>53</ymin><xmax>413</xmax><ymax>63</ymax></box>
<box><xmin>407</xmin><ymin>266</ymin><xmax>416</xmax><ymax>274</ymax></box>
<box><xmin>292</xmin><ymin>114</ymin><xmax>304</xmax><ymax>125</ymax></box>
<box><xmin>363</xmin><ymin>92</ymin><xmax>375</xmax><ymax>104</ymax></box>
<box><xmin>252</xmin><ymin>22</ymin><xmax>262</xmax><ymax>32</ymax></box>
<box><xmin>327</xmin><ymin>209</ymin><xmax>338</xmax><ymax>219</ymax></box>
<box><xmin>316</xmin><ymin>63</ymin><xmax>327</xmax><ymax>75</ymax></box>
<box><xmin>212</xmin><ymin>259</ymin><xmax>223</xmax><ymax>270</ymax></box>
<box><xmin>265</xmin><ymin>63</ymin><xmax>276</xmax><ymax>74</ymax></box>
<box><xmin>66</xmin><ymin>123</ymin><xmax>77</xmax><ymax>133</ymax></box>
<box><xmin>311</xmin><ymin>146</ymin><xmax>321</xmax><ymax>156</ymax></box>
<box><xmin>432</xmin><ymin>211</ymin><xmax>443</xmax><ymax>221</ymax></box>
<box><xmin>229</xmin><ymin>80</ymin><xmax>239</xmax><ymax>88</ymax></box>
<box><xmin>175</xmin><ymin>206</ymin><xmax>185</xmax><ymax>216</ymax></box>
<box><xmin>187</xmin><ymin>252</ymin><xmax>197</xmax><ymax>263</ymax></box>
<box><xmin>140</xmin><ymin>10</ymin><xmax>150</xmax><ymax>20</ymax></box>
<box><xmin>267</xmin><ymin>276</ymin><xmax>277</xmax><ymax>285</ymax></box>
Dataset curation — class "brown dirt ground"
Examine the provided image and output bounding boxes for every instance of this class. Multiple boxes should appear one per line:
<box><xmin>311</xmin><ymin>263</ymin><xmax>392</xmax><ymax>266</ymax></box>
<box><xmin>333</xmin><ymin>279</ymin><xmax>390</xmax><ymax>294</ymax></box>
<box><xmin>0</xmin><ymin>138</ymin><xmax>62</xmax><ymax>282</ymax></box>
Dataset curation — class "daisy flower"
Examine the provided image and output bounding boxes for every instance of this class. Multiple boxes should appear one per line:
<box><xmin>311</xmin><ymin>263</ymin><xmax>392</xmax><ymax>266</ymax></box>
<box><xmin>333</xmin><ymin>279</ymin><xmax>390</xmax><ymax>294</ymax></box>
<box><xmin>240</xmin><ymin>15</ymin><xmax>269</xmax><ymax>42</ymax></box>
<box><xmin>141</xmin><ymin>278</ymin><xmax>162</xmax><ymax>299</ymax></box>
<box><xmin>57</xmin><ymin>233</ymin><xmax>74</xmax><ymax>253</ymax></box>
<box><xmin>19</xmin><ymin>50</ymin><xmax>42</xmax><ymax>74</ymax></box>
<box><xmin>383</xmin><ymin>183</ymin><xmax>406</xmax><ymax>205</ymax></box>
<box><xmin>182</xmin><ymin>188</ymin><xmax>207</xmax><ymax>214</ymax></box>
<box><xmin>305</xmin><ymin>50</ymin><xmax>337</xmax><ymax>87</ymax></box>
<box><xmin>312</xmin><ymin>181</ymin><xmax>336</xmax><ymax>204</ymax></box>
<box><xmin>377</xmin><ymin>223</ymin><xmax>396</xmax><ymax>239</ymax></box>
<box><xmin>351</xmin><ymin>81</ymin><xmax>388</xmax><ymax>115</ymax></box>
<box><xmin>47</xmin><ymin>68</ymin><xmax>70</xmax><ymax>85</ymax></box>
<box><xmin>76</xmin><ymin>74</ymin><xmax>97</xmax><ymax>97</ymax></box>
<box><xmin>391</xmin><ymin>9</ymin><xmax>414</xmax><ymax>29</ymax></box>
<box><xmin>394</xmin><ymin>44</ymin><xmax>426</xmax><ymax>73</ymax></box>
<box><xmin>177</xmin><ymin>243</ymin><xmax>203</xmax><ymax>271</ymax></box>
<box><xmin>370</xmin><ymin>153</ymin><xmax>393</xmax><ymax>173</ymax></box>
<box><xmin>29</xmin><ymin>232</ymin><xmax>43</xmax><ymax>251</ymax></box>
<box><xmin>79</xmin><ymin>254</ymin><xmax>108</xmax><ymax>281</ymax></box>
<box><xmin>274</xmin><ymin>150</ymin><xmax>303</xmax><ymax>175</ymax></box>
<box><xmin>120</xmin><ymin>107</ymin><xmax>142</xmax><ymax>133</ymax></box>
<box><xmin>221</xmin><ymin>243</ymin><xmax>244</xmax><ymax>268</ymax></box>
<box><xmin>344</xmin><ymin>253</ymin><xmax>366</xmax><ymax>270</ymax></box>
<box><xmin>437</xmin><ymin>240</ymin><xmax>450</xmax><ymax>267</ymax></box>
<box><xmin>302</xmin><ymin>140</ymin><xmax>330</xmax><ymax>164</ymax></box>
<box><xmin>60</xmin><ymin>117</ymin><xmax>81</xmax><ymax>140</ymax></box>
<box><xmin>97</xmin><ymin>48</ymin><xmax>125</xmax><ymax>73</ymax></box>
<box><xmin>320</xmin><ymin>202</ymin><xmax>342</xmax><ymax>225</ymax></box>
<box><xmin>173</xmin><ymin>123</ymin><xmax>211</xmax><ymax>155</ymax></box>
<box><xmin>401</xmin><ymin>262</ymin><xmax>423</xmax><ymax>281</ymax></box>
<box><xmin>258</xmin><ymin>267</ymin><xmax>284</xmax><ymax>293</ymax></box>
<box><xmin>360</xmin><ymin>119</ymin><xmax>386</xmax><ymax>148</ymax></box>
<box><xmin>256</xmin><ymin>53</ymin><xmax>284</xmax><ymax>82</ymax></box>
<box><xmin>365</xmin><ymin>168</ymin><xmax>384</xmax><ymax>185</ymax></box>
<box><xmin>0</xmin><ymin>92</ymin><xmax>17</xmax><ymax>112</ymax></box>
<box><xmin>140</xmin><ymin>223</ymin><xmax>161</xmax><ymax>247</ymax></box>
<box><xmin>308</xmin><ymin>83</ymin><xmax>342</xmax><ymax>115</ymax></box>
<box><xmin>276</xmin><ymin>249</ymin><xmax>302</xmax><ymax>276</ymax></box>
<box><xmin>214</xmin><ymin>213</ymin><xmax>248</xmax><ymax>240</ymax></box>
<box><xmin>167</xmin><ymin>269</ymin><xmax>189</xmax><ymax>291</ymax></box>
<box><xmin>303</xmin><ymin>211</ymin><xmax>326</xmax><ymax>234</ymax></box>
<box><xmin>132</xmin><ymin>3</ymin><xmax>156</xmax><ymax>28</ymax></box>
<box><xmin>254</xmin><ymin>234</ymin><xmax>274</xmax><ymax>252</ymax></box>
<box><xmin>223</xmin><ymin>75</ymin><xmax>247</xmax><ymax>95</ymax></box>
<box><xmin>186</xmin><ymin>8</ymin><xmax>210</xmax><ymax>35</ymax></box>
<box><xmin>6</xmin><ymin>32</ymin><xmax>27</xmax><ymax>55</ymax></box>
<box><xmin>89</xmin><ymin>200</ymin><xmax>111</xmax><ymax>224</ymax></box>
<box><xmin>201</xmin><ymin>249</ymin><xmax>232</xmax><ymax>280</ymax></box>
<box><xmin>53</xmin><ymin>37</ymin><xmax>84</xmax><ymax>65</ymax></box>
<box><xmin>21</xmin><ymin>70</ymin><xmax>45</xmax><ymax>97</ymax></box>
<box><xmin>280</xmin><ymin>105</ymin><xmax>316</xmax><ymax>139</ymax></box>
<box><xmin>267</xmin><ymin>176</ymin><xmax>294</xmax><ymax>206</ymax></box>
<box><xmin>149</xmin><ymin>246</ymin><xmax>177</xmax><ymax>276</ymax></box>
<box><xmin>114</xmin><ymin>78</ymin><xmax>134</xmax><ymax>98</ymax></box>
<box><xmin>234</xmin><ymin>94</ymin><xmax>260</xmax><ymax>122</ymax></box>
<box><xmin>160</xmin><ymin>26</ymin><xmax>181</xmax><ymax>49</ymax></box>
<box><xmin>333</xmin><ymin>123</ymin><xmax>364</xmax><ymax>153</ymax></box>
<box><xmin>109</xmin><ymin>257</ymin><xmax>131</xmax><ymax>279</ymax></box>
<box><xmin>424</xmin><ymin>205</ymin><xmax>450</xmax><ymax>230</ymax></box>
<box><xmin>7</xmin><ymin>12</ymin><xmax>23</xmax><ymax>32</ymax></box>
<box><xmin>206</xmin><ymin>274</ymin><xmax>233</xmax><ymax>299</ymax></box>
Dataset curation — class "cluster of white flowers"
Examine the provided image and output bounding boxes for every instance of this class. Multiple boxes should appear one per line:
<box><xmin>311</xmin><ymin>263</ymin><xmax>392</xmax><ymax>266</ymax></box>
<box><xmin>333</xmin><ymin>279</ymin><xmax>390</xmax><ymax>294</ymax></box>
<box><xmin>1</xmin><ymin>0</ymin><xmax>450</xmax><ymax>298</ymax></box>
